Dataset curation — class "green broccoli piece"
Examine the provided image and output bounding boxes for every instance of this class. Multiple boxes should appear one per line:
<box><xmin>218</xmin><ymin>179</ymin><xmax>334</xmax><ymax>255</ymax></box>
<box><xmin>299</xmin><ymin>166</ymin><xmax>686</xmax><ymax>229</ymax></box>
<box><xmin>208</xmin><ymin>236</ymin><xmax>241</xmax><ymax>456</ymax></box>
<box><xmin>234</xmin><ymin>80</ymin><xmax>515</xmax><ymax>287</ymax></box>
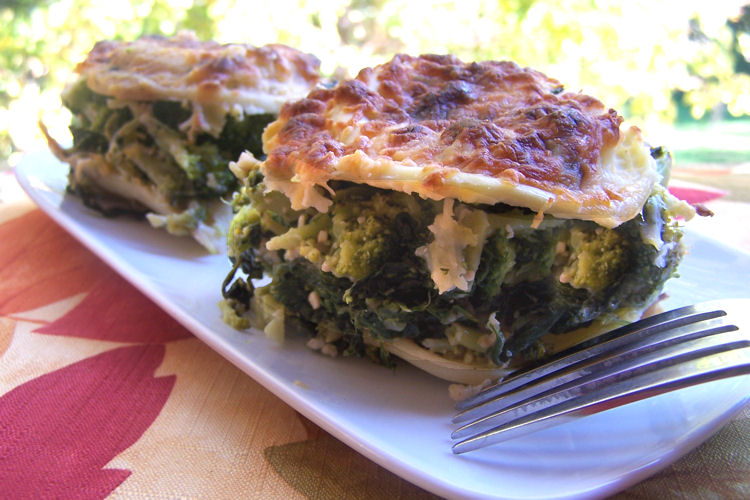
<box><xmin>183</xmin><ymin>141</ymin><xmax>237</xmax><ymax>197</ymax></box>
<box><xmin>270</xmin><ymin>258</ymin><xmax>351</xmax><ymax>324</ymax></box>
<box><xmin>227</xmin><ymin>205</ymin><xmax>262</xmax><ymax>258</ymax></box>
<box><xmin>326</xmin><ymin>212</ymin><xmax>392</xmax><ymax>280</ymax></box>
<box><xmin>609</xmin><ymin>193</ymin><xmax>685</xmax><ymax>307</ymax></box>
<box><xmin>266</xmin><ymin>212</ymin><xmax>332</xmax><ymax>266</ymax></box>
<box><xmin>560</xmin><ymin>226</ymin><xmax>628</xmax><ymax>292</ymax></box>
<box><xmin>321</xmin><ymin>186</ymin><xmax>436</xmax><ymax>281</ymax></box>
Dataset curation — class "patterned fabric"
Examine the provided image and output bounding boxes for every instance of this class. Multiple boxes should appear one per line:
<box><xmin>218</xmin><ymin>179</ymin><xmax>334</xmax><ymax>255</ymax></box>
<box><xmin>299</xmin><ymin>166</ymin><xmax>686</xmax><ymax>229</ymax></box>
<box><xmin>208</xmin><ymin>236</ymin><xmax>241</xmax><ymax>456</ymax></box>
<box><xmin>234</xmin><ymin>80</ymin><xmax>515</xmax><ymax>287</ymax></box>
<box><xmin>0</xmin><ymin>168</ymin><xmax>748</xmax><ymax>499</ymax></box>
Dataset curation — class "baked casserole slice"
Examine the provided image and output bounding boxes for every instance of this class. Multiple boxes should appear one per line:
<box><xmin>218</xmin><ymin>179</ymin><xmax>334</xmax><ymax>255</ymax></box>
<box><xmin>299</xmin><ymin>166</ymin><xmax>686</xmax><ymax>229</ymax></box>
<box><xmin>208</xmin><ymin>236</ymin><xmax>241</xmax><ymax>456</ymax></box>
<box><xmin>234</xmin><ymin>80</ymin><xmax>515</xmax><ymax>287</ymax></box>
<box><xmin>223</xmin><ymin>54</ymin><xmax>695</xmax><ymax>384</ymax></box>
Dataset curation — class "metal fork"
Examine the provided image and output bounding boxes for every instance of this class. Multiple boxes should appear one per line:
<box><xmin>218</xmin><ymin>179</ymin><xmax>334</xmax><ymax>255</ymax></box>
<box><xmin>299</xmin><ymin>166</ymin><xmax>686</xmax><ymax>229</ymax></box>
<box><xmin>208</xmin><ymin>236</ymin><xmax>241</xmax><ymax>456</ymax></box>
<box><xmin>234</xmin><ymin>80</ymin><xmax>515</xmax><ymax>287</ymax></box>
<box><xmin>451</xmin><ymin>299</ymin><xmax>750</xmax><ymax>454</ymax></box>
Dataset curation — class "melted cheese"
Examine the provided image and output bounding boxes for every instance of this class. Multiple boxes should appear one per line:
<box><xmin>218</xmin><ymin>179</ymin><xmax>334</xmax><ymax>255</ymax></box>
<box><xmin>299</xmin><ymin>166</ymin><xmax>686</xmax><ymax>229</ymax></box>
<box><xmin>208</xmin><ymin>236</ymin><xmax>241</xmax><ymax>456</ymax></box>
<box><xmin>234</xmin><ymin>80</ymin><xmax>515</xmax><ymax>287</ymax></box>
<box><xmin>74</xmin><ymin>32</ymin><xmax>321</xmax><ymax>137</ymax></box>
<box><xmin>261</xmin><ymin>54</ymin><xmax>662</xmax><ymax>228</ymax></box>
<box><xmin>415</xmin><ymin>200</ymin><xmax>491</xmax><ymax>294</ymax></box>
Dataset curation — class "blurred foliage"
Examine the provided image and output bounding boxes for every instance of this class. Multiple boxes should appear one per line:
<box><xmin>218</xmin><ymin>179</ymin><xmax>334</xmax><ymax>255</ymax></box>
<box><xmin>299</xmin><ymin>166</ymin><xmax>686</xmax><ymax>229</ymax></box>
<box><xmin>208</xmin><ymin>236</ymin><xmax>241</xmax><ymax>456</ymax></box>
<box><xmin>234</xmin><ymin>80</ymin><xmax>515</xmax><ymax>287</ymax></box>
<box><xmin>1</xmin><ymin>0</ymin><xmax>749</xmax><ymax>169</ymax></box>
<box><xmin>0</xmin><ymin>0</ymin><xmax>222</xmax><ymax>165</ymax></box>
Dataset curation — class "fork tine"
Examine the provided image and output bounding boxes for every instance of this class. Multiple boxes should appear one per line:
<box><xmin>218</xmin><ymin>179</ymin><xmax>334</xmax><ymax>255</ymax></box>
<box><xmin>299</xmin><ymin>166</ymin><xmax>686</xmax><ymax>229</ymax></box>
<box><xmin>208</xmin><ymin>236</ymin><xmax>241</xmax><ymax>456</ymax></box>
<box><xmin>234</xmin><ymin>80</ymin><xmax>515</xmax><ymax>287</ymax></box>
<box><xmin>452</xmin><ymin>344</ymin><xmax>750</xmax><ymax>454</ymax></box>
<box><xmin>453</xmin><ymin>315</ymin><xmax>736</xmax><ymax>425</ymax></box>
<box><xmin>454</xmin><ymin>300</ymin><xmax>737</xmax><ymax>415</ymax></box>
<box><xmin>452</xmin><ymin>325</ymin><xmax>744</xmax><ymax>439</ymax></box>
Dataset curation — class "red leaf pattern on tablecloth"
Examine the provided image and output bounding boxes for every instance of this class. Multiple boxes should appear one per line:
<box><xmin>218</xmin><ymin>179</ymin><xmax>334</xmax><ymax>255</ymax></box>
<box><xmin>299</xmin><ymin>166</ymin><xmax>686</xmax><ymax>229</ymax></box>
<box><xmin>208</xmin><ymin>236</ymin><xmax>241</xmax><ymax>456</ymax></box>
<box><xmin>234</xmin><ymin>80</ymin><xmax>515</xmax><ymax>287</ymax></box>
<box><xmin>0</xmin><ymin>345</ymin><xmax>175</xmax><ymax>500</ymax></box>
<box><xmin>34</xmin><ymin>276</ymin><xmax>192</xmax><ymax>343</ymax></box>
<box><xmin>0</xmin><ymin>209</ymin><xmax>110</xmax><ymax>316</ymax></box>
<box><xmin>669</xmin><ymin>183</ymin><xmax>728</xmax><ymax>204</ymax></box>
<box><xmin>0</xmin><ymin>206</ymin><xmax>191</xmax><ymax>496</ymax></box>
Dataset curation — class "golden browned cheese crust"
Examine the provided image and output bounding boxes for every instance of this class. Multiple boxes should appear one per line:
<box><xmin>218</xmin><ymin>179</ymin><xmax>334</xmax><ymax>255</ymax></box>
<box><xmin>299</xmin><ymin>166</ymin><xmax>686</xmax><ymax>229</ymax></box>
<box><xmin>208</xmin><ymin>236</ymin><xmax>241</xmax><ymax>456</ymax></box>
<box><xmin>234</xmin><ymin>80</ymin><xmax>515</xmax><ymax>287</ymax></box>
<box><xmin>77</xmin><ymin>32</ymin><xmax>321</xmax><ymax>105</ymax></box>
<box><xmin>260</xmin><ymin>54</ymin><xmax>660</xmax><ymax>227</ymax></box>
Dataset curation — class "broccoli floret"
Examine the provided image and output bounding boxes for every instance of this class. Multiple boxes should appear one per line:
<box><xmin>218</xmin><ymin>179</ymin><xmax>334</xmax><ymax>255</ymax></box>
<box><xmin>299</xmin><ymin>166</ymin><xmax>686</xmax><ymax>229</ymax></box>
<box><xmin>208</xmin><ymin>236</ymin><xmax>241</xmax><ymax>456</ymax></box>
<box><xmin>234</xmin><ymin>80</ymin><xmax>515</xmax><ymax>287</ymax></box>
<box><xmin>322</xmin><ymin>188</ymin><xmax>435</xmax><ymax>281</ymax></box>
<box><xmin>326</xmin><ymin>212</ymin><xmax>392</xmax><ymax>280</ymax></box>
<box><xmin>560</xmin><ymin>226</ymin><xmax>628</xmax><ymax>292</ymax></box>
<box><xmin>270</xmin><ymin>258</ymin><xmax>351</xmax><ymax>324</ymax></box>
<box><xmin>183</xmin><ymin>141</ymin><xmax>237</xmax><ymax>197</ymax></box>
<box><xmin>139</xmin><ymin>112</ymin><xmax>237</xmax><ymax>199</ymax></box>
<box><xmin>227</xmin><ymin>171</ymin><xmax>313</xmax><ymax>285</ymax></box>
<box><xmin>260</xmin><ymin>186</ymin><xmax>434</xmax><ymax>282</ymax></box>
<box><xmin>266</xmin><ymin>213</ymin><xmax>332</xmax><ymax>265</ymax></box>
<box><xmin>609</xmin><ymin>194</ymin><xmax>685</xmax><ymax>307</ymax></box>
<box><xmin>227</xmin><ymin>205</ymin><xmax>262</xmax><ymax>258</ymax></box>
<box><xmin>170</xmin><ymin>113</ymin><xmax>273</xmax><ymax>198</ymax></box>
<box><xmin>151</xmin><ymin>101</ymin><xmax>273</xmax><ymax>162</ymax></box>
<box><xmin>229</xmin><ymin>184</ymin><xmax>442</xmax><ymax>351</ymax></box>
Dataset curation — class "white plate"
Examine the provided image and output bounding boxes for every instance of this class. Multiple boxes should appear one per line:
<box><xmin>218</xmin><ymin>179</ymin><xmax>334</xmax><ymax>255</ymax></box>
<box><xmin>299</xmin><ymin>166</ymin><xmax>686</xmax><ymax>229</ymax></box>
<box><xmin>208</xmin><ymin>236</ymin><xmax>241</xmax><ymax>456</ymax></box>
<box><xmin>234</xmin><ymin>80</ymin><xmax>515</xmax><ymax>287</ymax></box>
<box><xmin>15</xmin><ymin>152</ymin><xmax>750</xmax><ymax>499</ymax></box>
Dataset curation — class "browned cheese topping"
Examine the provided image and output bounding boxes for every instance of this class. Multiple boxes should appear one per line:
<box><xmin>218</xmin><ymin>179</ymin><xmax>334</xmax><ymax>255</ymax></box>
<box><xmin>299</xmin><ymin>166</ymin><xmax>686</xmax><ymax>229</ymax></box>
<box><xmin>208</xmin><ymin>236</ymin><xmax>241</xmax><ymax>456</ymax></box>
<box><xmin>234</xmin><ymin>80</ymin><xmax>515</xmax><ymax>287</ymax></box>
<box><xmin>258</xmin><ymin>54</ymin><xmax>659</xmax><ymax>227</ymax></box>
<box><xmin>77</xmin><ymin>32</ymin><xmax>321</xmax><ymax>105</ymax></box>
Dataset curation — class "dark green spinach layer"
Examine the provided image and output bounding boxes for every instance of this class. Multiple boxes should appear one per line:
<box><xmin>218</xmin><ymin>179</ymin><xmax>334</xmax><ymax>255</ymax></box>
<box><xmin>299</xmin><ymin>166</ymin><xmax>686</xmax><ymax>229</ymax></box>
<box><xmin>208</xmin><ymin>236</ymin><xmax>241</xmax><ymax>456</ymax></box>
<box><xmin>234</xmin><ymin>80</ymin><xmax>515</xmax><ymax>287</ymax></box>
<box><xmin>63</xmin><ymin>78</ymin><xmax>274</xmax><ymax>215</ymax></box>
<box><xmin>223</xmin><ymin>161</ymin><xmax>685</xmax><ymax>367</ymax></box>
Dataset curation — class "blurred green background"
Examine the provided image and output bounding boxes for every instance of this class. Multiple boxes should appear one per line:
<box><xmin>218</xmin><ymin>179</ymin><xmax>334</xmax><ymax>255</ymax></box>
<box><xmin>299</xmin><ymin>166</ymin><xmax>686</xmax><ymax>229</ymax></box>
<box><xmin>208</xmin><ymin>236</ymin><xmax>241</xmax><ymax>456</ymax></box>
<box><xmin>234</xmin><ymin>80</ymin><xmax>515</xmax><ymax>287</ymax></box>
<box><xmin>1</xmin><ymin>0</ymin><xmax>749</xmax><ymax>171</ymax></box>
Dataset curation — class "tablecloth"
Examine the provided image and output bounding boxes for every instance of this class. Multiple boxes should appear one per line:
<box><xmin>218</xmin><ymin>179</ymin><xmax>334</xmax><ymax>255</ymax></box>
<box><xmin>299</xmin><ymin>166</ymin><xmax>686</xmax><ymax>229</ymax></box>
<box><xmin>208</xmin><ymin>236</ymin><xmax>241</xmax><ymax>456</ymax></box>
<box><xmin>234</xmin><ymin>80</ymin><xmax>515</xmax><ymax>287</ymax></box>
<box><xmin>1</xmin><ymin>162</ymin><xmax>749</xmax><ymax>499</ymax></box>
